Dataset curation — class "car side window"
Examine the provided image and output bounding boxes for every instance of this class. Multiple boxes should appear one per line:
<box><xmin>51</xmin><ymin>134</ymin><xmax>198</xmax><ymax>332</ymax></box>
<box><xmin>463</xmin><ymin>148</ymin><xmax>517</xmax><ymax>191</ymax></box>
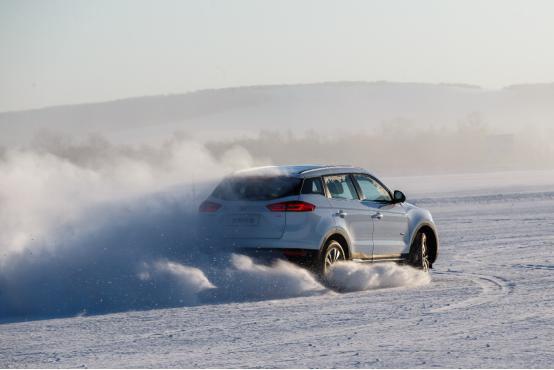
<box><xmin>353</xmin><ymin>174</ymin><xmax>392</xmax><ymax>202</ymax></box>
<box><xmin>301</xmin><ymin>177</ymin><xmax>325</xmax><ymax>195</ymax></box>
<box><xmin>323</xmin><ymin>175</ymin><xmax>359</xmax><ymax>200</ymax></box>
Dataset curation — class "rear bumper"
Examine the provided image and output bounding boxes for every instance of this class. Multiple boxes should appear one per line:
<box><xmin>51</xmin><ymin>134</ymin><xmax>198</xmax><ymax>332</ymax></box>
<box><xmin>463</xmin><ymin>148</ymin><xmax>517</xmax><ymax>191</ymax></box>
<box><xmin>236</xmin><ymin>247</ymin><xmax>319</xmax><ymax>267</ymax></box>
<box><xmin>196</xmin><ymin>237</ymin><xmax>319</xmax><ymax>266</ymax></box>
<box><xmin>197</xmin><ymin>237</ymin><xmax>320</xmax><ymax>252</ymax></box>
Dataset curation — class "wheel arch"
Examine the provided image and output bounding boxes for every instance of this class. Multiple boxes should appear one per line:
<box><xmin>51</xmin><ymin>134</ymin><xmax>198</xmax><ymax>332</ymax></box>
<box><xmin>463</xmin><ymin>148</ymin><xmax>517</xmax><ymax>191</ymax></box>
<box><xmin>410</xmin><ymin>222</ymin><xmax>439</xmax><ymax>266</ymax></box>
<box><xmin>320</xmin><ymin>229</ymin><xmax>351</xmax><ymax>260</ymax></box>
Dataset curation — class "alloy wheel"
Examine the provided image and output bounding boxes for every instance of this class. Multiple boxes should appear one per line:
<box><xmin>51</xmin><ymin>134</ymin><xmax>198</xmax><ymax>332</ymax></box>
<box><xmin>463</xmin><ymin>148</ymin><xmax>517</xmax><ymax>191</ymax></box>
<box><xmin>419</xmin><ymin>232</ymin><xmax>430</xmax><ymax>272</ymax></box>
<box><xmin>324</xmin><ymin>242</ymin><xmax>345</xmax><ymax>274</ymax></box>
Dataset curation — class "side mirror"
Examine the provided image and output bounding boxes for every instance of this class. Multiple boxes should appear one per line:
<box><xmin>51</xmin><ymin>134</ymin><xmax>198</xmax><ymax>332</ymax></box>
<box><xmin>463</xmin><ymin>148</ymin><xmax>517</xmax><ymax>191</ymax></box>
<box><xmin>393</xmin><ymin>190</ymin><xmax>406</xmax><ymax>203</ymax></box>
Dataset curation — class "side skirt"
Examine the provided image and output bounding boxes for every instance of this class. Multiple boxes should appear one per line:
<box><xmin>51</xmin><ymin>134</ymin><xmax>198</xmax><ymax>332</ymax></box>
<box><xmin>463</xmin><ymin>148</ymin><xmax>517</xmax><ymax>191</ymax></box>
<box><xmin>352</xmin><ymin>253</ymin><xmax>410</xmax><ymax>264</ymax></box>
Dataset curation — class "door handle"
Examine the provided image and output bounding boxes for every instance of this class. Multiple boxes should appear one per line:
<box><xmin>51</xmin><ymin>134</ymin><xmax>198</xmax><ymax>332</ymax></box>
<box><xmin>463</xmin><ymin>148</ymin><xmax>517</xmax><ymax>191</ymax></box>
<box><xmin>371</xmin><ymin>212</ymin><xmax>383</xmax><ymax>220</ymax></box>
<box><xmin>337</xmin><ymin>210</ymin><xmax>348</xmax><ymax>218</ymax></box>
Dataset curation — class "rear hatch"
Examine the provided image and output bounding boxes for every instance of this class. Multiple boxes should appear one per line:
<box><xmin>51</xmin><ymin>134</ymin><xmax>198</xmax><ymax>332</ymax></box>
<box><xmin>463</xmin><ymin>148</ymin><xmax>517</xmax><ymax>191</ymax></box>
<box><xmin>211</xmin><ymin>175</ymin><xmax>302</xmax><ymax>239</ymax></box>
<box><xmin>221</xmin><ymin>200</ymin><xmax>289</xmax><ymax>239</ymax></box>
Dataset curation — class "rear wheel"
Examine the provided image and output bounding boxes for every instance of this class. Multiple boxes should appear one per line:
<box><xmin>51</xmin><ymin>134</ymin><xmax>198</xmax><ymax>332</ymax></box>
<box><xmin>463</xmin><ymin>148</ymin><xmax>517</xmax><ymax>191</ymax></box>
<box><xmin>409</xmin><ymin>231</ymin><xmax>430</xmax><ymax>272</ymax></box>
<box><xmin>318</xmin><ymin>239</ymin><xmax>346</xmax><ymax>276</ymax></box>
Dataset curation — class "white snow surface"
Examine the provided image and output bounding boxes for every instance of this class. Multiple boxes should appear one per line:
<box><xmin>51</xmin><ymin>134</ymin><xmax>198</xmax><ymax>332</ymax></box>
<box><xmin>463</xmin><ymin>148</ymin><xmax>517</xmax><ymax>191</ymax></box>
<box><xmin>1</xmin><ymin>180</ymin><xmax>554</xmax><ymax>368</ymax></box>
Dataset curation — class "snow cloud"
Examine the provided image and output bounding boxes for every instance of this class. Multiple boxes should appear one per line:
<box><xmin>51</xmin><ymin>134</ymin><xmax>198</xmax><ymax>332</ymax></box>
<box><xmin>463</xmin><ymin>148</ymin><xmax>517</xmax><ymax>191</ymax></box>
<box><xmin>327</xmin><ymin>261</ymin><xmax>431</xmax><ymax>292</ymax></box>
<box><xmin>0</xmin><ymin>132</ymin><xmax>254</xmax><ymax>255</ymax></box>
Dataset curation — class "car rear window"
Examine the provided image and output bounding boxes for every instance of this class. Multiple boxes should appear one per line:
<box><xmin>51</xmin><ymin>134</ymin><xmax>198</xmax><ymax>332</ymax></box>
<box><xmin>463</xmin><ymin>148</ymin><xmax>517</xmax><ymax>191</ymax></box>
<box><xmin>301</xmin><ymin>177</ymin><xmax>325</xmax><ymax>195</ymax></box>
<box><xmin>212</xmin><ymin>176</ymin><xmax>302</xmax><ymax>201</ymax></box>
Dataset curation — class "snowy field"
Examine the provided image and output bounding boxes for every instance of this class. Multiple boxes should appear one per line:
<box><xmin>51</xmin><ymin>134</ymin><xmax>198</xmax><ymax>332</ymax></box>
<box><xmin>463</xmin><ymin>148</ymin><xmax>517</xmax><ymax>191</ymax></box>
<box><xmin>1</xmin><ymin>175</ymin><xmax>554</xmax><ymax>368</ymax></box>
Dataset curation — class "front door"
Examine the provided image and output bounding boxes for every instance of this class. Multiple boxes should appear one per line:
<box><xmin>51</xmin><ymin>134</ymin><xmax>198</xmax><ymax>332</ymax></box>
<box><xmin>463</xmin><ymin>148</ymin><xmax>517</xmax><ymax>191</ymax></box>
<box><xmin>351</xmin><ymin>174</ymin><xmax>409</xmax><ymax>259</ymax></box>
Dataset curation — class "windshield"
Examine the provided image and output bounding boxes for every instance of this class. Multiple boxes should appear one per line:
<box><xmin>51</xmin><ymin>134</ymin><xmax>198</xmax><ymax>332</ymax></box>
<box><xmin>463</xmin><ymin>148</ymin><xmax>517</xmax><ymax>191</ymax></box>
<box><xmin>212</xmin><ymin>176</ymin><xmax>302</xmax><ymax>201</ymax></box>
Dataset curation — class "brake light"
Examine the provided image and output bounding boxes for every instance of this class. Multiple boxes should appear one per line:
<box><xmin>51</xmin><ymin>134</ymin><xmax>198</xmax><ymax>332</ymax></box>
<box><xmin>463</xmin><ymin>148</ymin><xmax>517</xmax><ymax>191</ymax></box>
<box><xmin>199</xmin><ymin>201</ymin><xmax>221</xmax><ymax>212</ymax></box>
<box><xmin>266</xmin><ymin>201</ymin><xmax>316</xmax><ymax>212</ymax></box>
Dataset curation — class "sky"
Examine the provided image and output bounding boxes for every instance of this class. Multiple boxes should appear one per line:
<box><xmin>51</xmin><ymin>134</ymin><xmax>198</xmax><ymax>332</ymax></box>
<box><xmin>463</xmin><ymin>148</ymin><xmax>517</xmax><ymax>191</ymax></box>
<box><xmin>1</xmin><ymin>0</ymin><xmax>554</xmax><ymax>112</ymax></box>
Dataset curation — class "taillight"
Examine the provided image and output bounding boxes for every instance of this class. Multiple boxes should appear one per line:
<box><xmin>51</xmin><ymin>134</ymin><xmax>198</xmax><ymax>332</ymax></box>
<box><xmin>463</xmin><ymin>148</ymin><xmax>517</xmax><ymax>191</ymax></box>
<box><xmin>199</xmin><ymin>200</ymin><xmax>221</xmax><ymax>212</ymax></box>
<box><xmin>266</xmin><ymin>201</ymin><xmax>316</xmax><ymax>212</ymax></box>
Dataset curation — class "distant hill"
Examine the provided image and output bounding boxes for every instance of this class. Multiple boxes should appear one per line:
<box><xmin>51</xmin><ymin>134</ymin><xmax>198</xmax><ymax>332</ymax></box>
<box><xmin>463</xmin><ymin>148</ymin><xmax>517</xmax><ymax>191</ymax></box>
<box><xmin>1</xmin><ymin>81</ymin><xmax>554</xmax><ymax>145</ymax></box>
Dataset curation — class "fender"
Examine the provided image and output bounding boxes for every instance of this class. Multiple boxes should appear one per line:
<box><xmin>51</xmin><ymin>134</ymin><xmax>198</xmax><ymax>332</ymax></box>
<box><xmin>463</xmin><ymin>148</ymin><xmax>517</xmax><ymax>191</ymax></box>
<box><xmin>318</xmin><ymin>226</ymin><xmax>353</xmax><ymax>258</ymax></box>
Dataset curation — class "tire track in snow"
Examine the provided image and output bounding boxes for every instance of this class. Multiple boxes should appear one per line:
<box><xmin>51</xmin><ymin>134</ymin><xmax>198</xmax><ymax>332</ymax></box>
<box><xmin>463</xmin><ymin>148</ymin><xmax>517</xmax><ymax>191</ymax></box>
<box><xmin>430</xmin><ymin>270</ymin><xmax>515</xmax><ymax>313</ymax></box>
<box><xmin>512</xmin><ymin>263</ymin><xmax>554</xmax><ymax>271</ymax></box>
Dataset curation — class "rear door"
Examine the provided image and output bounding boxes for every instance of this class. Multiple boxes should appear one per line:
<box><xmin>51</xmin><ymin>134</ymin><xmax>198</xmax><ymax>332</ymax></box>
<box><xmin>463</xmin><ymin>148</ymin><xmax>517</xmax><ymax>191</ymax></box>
<box><xmin>323</xmin><ymin>174</ymin><xmax>373</xmax><ymax>259</ymax></box>
<box><xmin>352</xmin><ymin>174</ymin><xmax>409</xmax><ymax>259</ymax></box>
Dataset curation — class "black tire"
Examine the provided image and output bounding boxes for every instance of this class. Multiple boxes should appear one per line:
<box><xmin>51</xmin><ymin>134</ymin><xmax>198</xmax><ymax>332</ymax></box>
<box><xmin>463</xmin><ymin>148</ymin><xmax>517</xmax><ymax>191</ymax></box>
<box><xmin>409</xmin><ymin>230</ymin><xmax>430</xmax><ymax>272</ymax></box>
<box><xmin>318</xmin><ymin>239</ymin><xmax>347</xmax><ymax>277</ymax></box>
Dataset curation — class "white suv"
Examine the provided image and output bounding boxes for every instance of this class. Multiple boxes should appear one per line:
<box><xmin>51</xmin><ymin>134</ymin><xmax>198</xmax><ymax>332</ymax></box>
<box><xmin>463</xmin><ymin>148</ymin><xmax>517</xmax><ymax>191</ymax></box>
<box><xmin>197</xmin><ymin>165</ymin><xmax>438</xmax><ymax>275</ymax></box>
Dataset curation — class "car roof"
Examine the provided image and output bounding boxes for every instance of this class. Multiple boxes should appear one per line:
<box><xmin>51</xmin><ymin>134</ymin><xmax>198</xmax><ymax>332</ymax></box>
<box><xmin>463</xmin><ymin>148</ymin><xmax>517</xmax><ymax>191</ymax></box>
<box><xmin>233</xmin><ymin>164</ymin><xmax>374</xmax><ymax>178</ymax></box>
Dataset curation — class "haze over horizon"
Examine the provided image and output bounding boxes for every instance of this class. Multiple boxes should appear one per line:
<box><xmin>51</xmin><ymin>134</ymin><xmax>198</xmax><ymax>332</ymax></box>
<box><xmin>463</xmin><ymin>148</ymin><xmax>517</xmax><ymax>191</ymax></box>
<box><xmin>2</xmin><ymin>0</ymin><xmax>554</xmax><ymax>111</ymax></box>
<box><xmin>2</xmin><ymin>79</ymin><xmax>554</xmax><ymax>114</ymax></box>
<box><xmin>2</xmin><ymin>1</ymin><xmax>554</xmax><ymax>176</ymax></box>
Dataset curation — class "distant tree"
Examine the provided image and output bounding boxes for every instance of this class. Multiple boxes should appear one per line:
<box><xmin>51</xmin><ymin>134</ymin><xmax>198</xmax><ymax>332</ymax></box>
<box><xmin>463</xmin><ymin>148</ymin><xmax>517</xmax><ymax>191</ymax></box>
<box><xmin>457</xmin><ymin>112</ymin><xmax>488</xmax><ymax>135</ymax></box>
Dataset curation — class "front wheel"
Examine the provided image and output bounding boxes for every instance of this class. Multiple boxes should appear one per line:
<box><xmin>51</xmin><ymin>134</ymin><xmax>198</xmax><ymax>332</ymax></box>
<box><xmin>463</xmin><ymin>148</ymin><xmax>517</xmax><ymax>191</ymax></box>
<box><xmin>409</xmin><ymin>231</ymin><xmax>430</xmax><ymax>272</ymax></box>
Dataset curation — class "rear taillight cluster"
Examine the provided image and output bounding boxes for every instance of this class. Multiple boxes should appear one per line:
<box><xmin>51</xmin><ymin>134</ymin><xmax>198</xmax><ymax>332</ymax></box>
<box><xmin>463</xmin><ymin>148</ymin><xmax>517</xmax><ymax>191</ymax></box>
<box><xmin>266</xmin><ymin>201</ymin><xmax>316</xmax><ymax>212</ymax></box>
<box><xmin>198</xmin><ymin>201</ymin><xmax>222</xmax><ymax>213</ymax></box>
<box><xmin>199</xmin><ymin>200</ymin><xmax>316</xmax><ymax>213</ymax></box>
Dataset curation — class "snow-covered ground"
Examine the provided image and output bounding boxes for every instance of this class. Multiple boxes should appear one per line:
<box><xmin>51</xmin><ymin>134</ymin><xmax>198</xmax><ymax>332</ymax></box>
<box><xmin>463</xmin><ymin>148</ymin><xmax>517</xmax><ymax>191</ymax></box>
<box><xmin>1</xmin><ymin>179</ymin><xmax>554</xmax><ymax>368</ymax></box>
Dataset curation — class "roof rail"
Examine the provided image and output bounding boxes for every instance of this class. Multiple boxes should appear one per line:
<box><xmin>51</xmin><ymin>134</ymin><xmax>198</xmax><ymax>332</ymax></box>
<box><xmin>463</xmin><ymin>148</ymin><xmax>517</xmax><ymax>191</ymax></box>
<box><xmin>299</xmin><ymin>165</ymin><xmax>355</xmax><ymax>174</ymax></box>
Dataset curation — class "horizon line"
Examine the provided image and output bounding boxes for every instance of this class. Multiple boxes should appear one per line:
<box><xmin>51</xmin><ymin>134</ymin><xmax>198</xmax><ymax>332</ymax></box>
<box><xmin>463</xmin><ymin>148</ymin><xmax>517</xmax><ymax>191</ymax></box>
<box><xmin>2</xmin><ymin>79</ymin><xmax>554</xmax><ymax>115</ymax></box>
